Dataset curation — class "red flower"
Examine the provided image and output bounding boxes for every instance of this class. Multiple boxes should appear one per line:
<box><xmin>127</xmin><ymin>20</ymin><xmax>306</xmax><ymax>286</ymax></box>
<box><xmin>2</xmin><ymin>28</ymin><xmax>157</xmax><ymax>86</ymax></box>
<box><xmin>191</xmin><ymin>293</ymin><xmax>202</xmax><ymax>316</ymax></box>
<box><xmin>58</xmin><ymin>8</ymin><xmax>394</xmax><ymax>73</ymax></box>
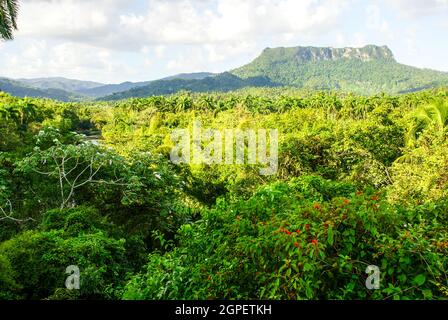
<box><xmin>280</xmin><ymin>228</ymin><xmax>292</xmax><ymax>235</ymax></box>
<box><xmin>356</xmin><ymin>191</ymin><xmax>363</xmax><ymax>196</ymax></box>
<box><xmin>296</xmin><ymin>229</ymin><xmax>301</xmax><ymax>235</ymax></box>
<box><xmin>305</xmin><ymin>224</ymin><xmax>310</xmax><ymax>231</ymax></box>
<box><xmin>313</xmin><ymin>203</ymin><xmax>321</xmax><ymax>210</ymax></box>
<box><xmin>343</xmin><ymin>199</ymin><xmax>350</xmax><ymax>205</ymax></box>
<box><xmin>294</xmin><ymin>242</ymin><xmax>299</xmax><ymax>248</ymax></box>
<box><xmin>311</xmin><ymin>239</ymin><xmax>318</xmax><ymax>245</ymax></box>
<box><xmin>371</xmin><ymin>196</ymin><xmax>379</xmax><ymax>201</ymax></box>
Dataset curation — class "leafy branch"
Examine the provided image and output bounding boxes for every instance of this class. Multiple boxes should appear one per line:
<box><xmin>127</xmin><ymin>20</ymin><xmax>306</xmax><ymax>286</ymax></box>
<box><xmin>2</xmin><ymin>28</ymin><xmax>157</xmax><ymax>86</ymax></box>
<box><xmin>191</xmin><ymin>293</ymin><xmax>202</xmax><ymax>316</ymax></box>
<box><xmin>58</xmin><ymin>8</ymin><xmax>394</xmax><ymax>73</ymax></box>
<box><xmin>0</xmin><ymin>199</ymin><xmax>34</xmax><ymax>222</ymax></box>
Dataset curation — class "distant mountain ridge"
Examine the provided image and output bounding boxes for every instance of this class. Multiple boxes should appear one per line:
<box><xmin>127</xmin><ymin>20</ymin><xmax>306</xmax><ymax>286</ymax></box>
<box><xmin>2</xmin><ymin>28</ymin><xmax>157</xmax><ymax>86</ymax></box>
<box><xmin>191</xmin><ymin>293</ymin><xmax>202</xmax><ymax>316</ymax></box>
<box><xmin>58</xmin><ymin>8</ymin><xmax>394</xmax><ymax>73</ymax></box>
<box><xmin>77</xmin><ymin>81</ymin><xmax>151</xmax><ymax>98</ymax></box>
<box><xmin>77</xmin><ymin>72</ymin><xmax>216</xmax><ymax>98</ymax></box>
<box><xmin>100</xmin><ymin>73</ymin><xmax>278</xmax><ymax>100</ymax></box>
<box><xmin>18</xmin><ymin>77</ymin><xmax>104</xmax><ymax>92</ymax></box>
<box><xmin>161</xmin><ymin>72</ymin><xmax>216</xmax><ymax>81</ymax></box>
<box><xmin>1</xmin><ymin>45</ymin><xmax>448</xmax><ymax>101</ymax></box>
<box><xmin>0</xmin><ymin>78</ymin><xmax>85</xmax><ymax>101</ymax></box>
<box><xmin>0</xmin><ymin>72</ymin><xmax>217</xmax><ymax>100</ymax></box>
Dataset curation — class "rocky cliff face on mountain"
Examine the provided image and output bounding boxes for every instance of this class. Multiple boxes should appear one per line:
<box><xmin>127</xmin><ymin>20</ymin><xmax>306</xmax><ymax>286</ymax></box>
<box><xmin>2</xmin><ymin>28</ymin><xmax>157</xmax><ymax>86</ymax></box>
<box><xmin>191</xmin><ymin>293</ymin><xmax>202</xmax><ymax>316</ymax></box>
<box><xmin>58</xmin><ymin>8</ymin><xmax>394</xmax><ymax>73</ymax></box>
<box><xmin>292</xmin><ymin>45</ymin><xmax>394</xmax><ymax>62</ymax></box>
<box><xmin>246</xmin><ymin>45</ymin><xmax>395</xmax><ymax>66</ymax></box>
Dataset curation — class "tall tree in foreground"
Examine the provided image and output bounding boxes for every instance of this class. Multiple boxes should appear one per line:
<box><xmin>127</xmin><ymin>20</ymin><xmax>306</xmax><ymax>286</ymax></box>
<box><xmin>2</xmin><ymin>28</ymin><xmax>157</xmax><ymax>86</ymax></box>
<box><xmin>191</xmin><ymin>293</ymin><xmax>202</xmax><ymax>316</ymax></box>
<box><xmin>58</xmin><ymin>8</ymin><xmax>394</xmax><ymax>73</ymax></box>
<box><xmin>0</xmin><ymin>0</ymin><xmax>18</xmax><ymax>40</ymax></box>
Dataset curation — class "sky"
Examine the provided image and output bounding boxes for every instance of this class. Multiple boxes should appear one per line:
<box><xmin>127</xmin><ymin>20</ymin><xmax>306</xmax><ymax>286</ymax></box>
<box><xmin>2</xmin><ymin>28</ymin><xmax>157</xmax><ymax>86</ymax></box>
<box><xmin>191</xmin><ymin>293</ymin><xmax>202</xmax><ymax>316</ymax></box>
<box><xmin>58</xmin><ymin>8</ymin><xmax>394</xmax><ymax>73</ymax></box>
<box><xmin>0</xmin><ymin>0</ymin><xmax>447</xmax><ymax>84</ymax></box>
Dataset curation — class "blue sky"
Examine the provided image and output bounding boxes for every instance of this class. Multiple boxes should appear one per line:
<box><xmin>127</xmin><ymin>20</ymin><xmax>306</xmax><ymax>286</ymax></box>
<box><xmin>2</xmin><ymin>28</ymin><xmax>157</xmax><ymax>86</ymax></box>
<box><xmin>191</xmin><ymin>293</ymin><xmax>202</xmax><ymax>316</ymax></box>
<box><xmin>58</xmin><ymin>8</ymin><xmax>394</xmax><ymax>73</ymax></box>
<box><xmin>0</xmin><ymin>0</ymin><xmax>447</xmax><ymax>84</ymax></box>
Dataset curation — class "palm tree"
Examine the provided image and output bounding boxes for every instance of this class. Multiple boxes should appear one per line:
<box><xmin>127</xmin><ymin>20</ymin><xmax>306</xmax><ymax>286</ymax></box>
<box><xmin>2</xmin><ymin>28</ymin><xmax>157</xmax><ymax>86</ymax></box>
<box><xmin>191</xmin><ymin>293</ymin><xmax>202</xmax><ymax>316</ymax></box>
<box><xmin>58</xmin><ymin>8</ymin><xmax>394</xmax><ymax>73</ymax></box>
<box><xmin>0</xmin><ymin>0</ymin><xmax>19</xmax><ymax>40</ymax></box>
<box><xmin>395</xmin><ymin>99</ymin><xmax>448</xmax><ymax>164</ymax></box>
<box><xmin>18</xmin><ymin>101</ymin><xmax>37</xmax><ymax>129</ymax></box>
<box><xmin>406</xmin><ymin>99</ymin><xmax>448</xmax><ymax>143</ymax></box>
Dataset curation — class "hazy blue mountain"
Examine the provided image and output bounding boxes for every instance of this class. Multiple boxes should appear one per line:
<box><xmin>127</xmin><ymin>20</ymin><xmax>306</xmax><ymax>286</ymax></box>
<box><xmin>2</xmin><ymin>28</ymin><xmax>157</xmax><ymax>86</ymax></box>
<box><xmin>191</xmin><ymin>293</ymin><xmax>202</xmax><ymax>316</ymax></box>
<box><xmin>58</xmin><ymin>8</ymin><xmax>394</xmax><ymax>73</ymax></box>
<box><xmin>80</xmin><ymin>73</ymin><xmax>216</xmax><ymax>98</ymax></box>
<box><xmin>2</xmin><ymin>74</ymin><xmax>217</xmax><ymax>100</ymax></box>
<box><xmin>100</xmin><ymin>72</ymin><xmax>278</xmax><ymax>100</ymax></box>
<box><xmin>17</xmin><ymin>77</ymin><xmax>104</xmax><ymax>92</ymax></box>
<box><xmin>161</xmin><ymin>72</ymin><xmax>216</xmax><ymax>81</ymax></box>
<box><xmin>77</xmin><ymin>81</ymin><xmax>152</xmax><ymax>98</ymax></box>
<box><xmin>0</xmin><ymin>78</ymin><xmax>85</xmax><ymax>101</ymax></box>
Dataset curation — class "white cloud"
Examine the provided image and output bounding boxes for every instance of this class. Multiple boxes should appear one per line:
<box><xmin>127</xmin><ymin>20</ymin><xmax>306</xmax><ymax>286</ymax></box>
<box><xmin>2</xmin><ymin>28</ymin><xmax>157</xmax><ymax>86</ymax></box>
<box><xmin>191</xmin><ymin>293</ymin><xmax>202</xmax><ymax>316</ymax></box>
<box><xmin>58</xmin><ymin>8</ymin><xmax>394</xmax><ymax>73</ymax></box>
<box><xmin>16</xmin><ymin>0</ymin><xmax>349</xmax><ymax>51</ymax></box>
<box><xmin>204</xmin><ymin>41</ymin><xmax>257</xmax><ymax>63</ymax></box>
<box><xmin>143</xmin><ymin>58</ymin><xmax>153</xmax><ymax>68</ymax></box>
<box><xmin>154</xmin><ymin>45</ymin><xmax>166</xmax><ymax>58</ymax></box>
<box><xmin>166</xmin><ymin>47</ymin><xmax>208</xmax><ymax>73</ymax></box>
<box><xmin>21</xmin><ymin>40</ymin><xmax>47</xmax><ymax>59</ymax></box>
<box><xmin>2</xmin><ymin>0</ymin><xmax>445</xmax><ymax>82</ymax></box>
<box><xmin>7</xmin><ymin>0</ymin><xmax>351</xmax><ymax>81</ymax></box>
<box><xmin>351</xmin><ymin>33</ymin><xmax>368</xmax><ymax>47</ymax></box>
<box><xmin>18</xmin><ymin>0</ymin><xmax>115</xmax><ymax>36</ymax></box>
<box><xmin>365</xmin><ymin>5</ymin><xmax>382</xmax><ymax>30</ymax></box>
<box><xmin>2</xmin><ymin>40</ymin><xmax>133</xmax><ymax>82</ymax></box>
<box><xmin>387</xmin><ymin>0</ymin><xmax>448</xmax><ymax>17</ymax></box>
<box><xmin>365</xmin><ymin>5</ymin><xmax>394</xmax><ymax>40</ymax></box>
<box><xmin>148</xmin><ymin>0</ymin><xmax>347</xmax><ymax>44</ymax></box>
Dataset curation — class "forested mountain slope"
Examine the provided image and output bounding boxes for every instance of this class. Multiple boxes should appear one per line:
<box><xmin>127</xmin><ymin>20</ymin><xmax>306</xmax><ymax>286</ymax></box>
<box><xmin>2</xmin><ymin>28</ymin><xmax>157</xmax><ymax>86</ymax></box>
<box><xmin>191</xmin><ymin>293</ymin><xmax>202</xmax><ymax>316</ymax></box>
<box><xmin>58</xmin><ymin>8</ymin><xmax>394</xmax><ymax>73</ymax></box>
<box><xmin>231</xmin><ymin>45</ymin><xmax>448</xmax><ymax>94</ymax></box>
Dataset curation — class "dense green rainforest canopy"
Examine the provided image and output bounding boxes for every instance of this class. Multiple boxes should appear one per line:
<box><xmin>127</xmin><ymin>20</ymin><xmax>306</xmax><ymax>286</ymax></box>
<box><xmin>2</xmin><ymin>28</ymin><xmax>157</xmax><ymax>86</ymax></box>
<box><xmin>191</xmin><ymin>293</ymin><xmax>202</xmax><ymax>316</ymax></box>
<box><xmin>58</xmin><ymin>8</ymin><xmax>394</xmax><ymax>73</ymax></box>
<box><xmin>0</xmin><ymin>88</ymin><xmax>447</xmax><ymax>299</ymax></box>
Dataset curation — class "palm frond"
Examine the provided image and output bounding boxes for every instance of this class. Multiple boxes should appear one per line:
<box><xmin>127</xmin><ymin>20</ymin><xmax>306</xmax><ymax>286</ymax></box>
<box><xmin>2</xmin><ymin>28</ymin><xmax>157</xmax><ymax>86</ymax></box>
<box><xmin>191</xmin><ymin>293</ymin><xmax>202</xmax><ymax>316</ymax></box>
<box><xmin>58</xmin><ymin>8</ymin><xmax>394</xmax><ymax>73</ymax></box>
<box><xmin>7</xmin><ymin>0</ymin><xmax>18</xmax><ymax>28</ymax></box>
<box><xmin>0</xmin><ymin>0</ymin><xmax>19</xmax><ymax>40</ymax></box>
<box><xmin>406</xmin><ymin>99</ymin><xmax>448</xmax><ymax>143</ymax></box>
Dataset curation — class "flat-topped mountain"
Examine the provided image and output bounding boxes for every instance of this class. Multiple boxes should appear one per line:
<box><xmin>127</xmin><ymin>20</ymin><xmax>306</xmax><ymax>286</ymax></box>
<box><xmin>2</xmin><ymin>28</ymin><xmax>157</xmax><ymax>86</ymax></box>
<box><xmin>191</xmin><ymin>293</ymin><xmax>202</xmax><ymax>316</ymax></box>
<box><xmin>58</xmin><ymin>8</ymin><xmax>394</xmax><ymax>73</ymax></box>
<box><xmin>259</xmin><ymin>45</ymin><xmax>395</xmax><ymax>64</ymax></box>
<box><xmin>231</xmin><ymin>44</ymin><xmax>448</xmax><ymax>94</ymax></box>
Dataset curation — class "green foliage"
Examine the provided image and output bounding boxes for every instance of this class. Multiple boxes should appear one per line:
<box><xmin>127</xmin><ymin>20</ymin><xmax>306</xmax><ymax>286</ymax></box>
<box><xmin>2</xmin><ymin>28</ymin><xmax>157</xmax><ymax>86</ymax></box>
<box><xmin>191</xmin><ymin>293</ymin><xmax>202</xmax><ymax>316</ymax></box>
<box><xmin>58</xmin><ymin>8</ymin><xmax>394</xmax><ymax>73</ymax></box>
<box><xmin>0</xmin><ymin>206</ymin><xmax>130</xmax><ymax>299</ymax></box>
<box><xmin>41</xmin><ymin>206</ymin><xmax>109</xmax><ymax>235</ymax></box>
<box><xmin>123</xmin><ymin>180</ymin><xmax>448</xmax><ymax>300</ymax></box>
<box><xmin>389</xmin><ymin>130</ymin><xmax>448</xmax><ymax>205</ymax></box>
<box><xmin>1</xmin><ymin>89</ymin><xmax>448</xmax><ymax>300</ymax></box>
<box><xmin>0</xmin><ymin>253</ymin><xmax>19</xmax><ymax>299</ymax></box>
<box><xmin>405</xmin><ymin>99</ymin><xmax>448</xmax><ymax>144</ymax></box>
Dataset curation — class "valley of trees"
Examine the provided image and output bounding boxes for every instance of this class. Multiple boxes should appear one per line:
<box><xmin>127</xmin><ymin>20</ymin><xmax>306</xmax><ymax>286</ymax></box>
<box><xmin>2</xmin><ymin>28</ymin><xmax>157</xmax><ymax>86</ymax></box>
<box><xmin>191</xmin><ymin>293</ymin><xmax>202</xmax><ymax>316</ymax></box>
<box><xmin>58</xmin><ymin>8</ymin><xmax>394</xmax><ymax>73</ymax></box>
<box><xmin>1</xmin><ymin>88</ymin><xmax>447</xmax><ymax>300</ymax></box>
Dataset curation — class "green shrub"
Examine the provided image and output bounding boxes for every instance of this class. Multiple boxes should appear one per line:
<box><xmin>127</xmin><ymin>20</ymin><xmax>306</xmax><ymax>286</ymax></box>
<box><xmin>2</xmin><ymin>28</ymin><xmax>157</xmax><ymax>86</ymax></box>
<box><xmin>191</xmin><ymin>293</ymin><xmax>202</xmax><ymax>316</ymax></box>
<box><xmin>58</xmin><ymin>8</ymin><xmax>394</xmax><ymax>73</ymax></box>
<box><xmin>123</xmin><ymin>179</ymin><xmax>448</xmax><ymax>300</ymax></box>
<box><xmin>0</xmin><ymin>206</ymin><xmax>131</xmax><ymax>299</ymax></box>
<box><xmin>0</xmin><ymin>253</ymin><xmax>20</xmax><ymax>299</ymax></box>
